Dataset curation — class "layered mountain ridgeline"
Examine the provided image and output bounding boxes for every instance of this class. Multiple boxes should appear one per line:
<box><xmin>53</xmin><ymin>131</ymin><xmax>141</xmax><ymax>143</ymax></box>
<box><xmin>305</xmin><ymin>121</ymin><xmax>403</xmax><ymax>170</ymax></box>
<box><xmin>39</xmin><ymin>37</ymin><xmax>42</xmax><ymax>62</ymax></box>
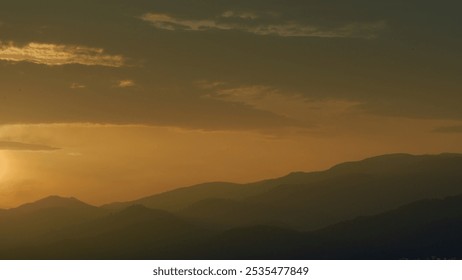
<box><xmin>4</xmin><ymin>193</ymin><xmax>462</xmax><ymax>259</ymax></box>
<box><xmin>1</xmin><ymin>153</ymin><xmax>462</xmax><ymax>259</ymax></box>
<box><xmin>105</xmin><ymin>153</ymin><xmax>462</xmax><ymax>230</ymax></box>
<box><xmin>176</xmin><ymin>193</ymin><xmax>462</xmax><ymax>260</ymax></box>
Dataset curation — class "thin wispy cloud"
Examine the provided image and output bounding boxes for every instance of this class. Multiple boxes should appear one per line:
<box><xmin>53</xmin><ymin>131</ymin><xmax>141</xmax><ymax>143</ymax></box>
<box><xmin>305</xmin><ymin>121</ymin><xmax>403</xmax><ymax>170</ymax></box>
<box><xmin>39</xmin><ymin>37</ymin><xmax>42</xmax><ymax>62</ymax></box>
<box><xmin>70</xmin><ymin>83</ymin><xmax>86</xmax><ymax>89</ymax></box>
<box><xmin>0</xmin><ymin>141</ymin><xmax>59</xmax><ymax>151</ymax></box>
<box><xmin>201</xmin><ymin>82</ymin><xmax>360</xmax><ymax>123</ymax></box>
<box><xmin>117</xmin><ymin>80</ymin><xmax>136</xmax><ymax>88</ymax></box>
<box><xmin>221</xmin><ymin>11</ymin><xmax>259</xmax><ymax>20</ymax></box>
<box><xmin>141</xmin><ymin>13</ymin><xmax>230</xmax><ymax>31</ymax></box>
<box><xmin>0</xmin><ymin>42</ymin><xmax>125</xmax><ymax>67</ymax></box>
<box><xmin>141</xmin><ymin>12</ymin><xmax>386</xmax><ymax>38</ymax></box>
<box><xmin>248</xmin><ymin>21</ymin><xmax>386</xmax><ymax>38</ymax></box>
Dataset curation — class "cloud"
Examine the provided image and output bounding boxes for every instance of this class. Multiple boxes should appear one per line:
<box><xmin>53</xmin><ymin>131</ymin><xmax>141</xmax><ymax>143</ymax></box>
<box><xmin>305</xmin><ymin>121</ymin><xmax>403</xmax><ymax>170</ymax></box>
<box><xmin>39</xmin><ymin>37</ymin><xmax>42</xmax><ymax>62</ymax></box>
<box><xmin>221</xmin><ymin>11</ymin><xmax>259</xmax><ymax>20</ymax></box>
<box><xmin>117</xmin><ymin>80</ymin><xmax>135</xmax><ymax>88</ymax></box>
<box><xmin>0</xmin><ymin>88</ymin><xmax>301</xmax><ymax>131</ymax></box>
<box><xmin>248</xmin><ymin>22</ymin><xmax>386</xmax><ymax>38</ymax></box>
<box><xmin>140</xmin><ymin>13</ymin><xmax>229</xmax><ymax>32</ymax></box>
<box><xmin>0</xmin><ymin>141</ymin><xmax>59</xmax><ymax>151</ymax></box>
<box><xmin>433</xmin><ymin>125</ymin><xmax>462</xmax><ymax>134</ymax></box>
<box><xmin>141</xmin><ymin>12</ymin><xmax>385</xmax><ymax>38</ymax></box>
<box><xmin>70</xmin><ymin>83</ymin><xmax>86</xmax><ymax>89</ymax></box>
<box><xmin>0</xmin><ymin>42</ymin><xmax>125</xmax><ymax>67</ymax></box>
<box><xmin>201</xmin><ymin>82</ymin><xmax>360</xmax><ymax>124</ymax></box>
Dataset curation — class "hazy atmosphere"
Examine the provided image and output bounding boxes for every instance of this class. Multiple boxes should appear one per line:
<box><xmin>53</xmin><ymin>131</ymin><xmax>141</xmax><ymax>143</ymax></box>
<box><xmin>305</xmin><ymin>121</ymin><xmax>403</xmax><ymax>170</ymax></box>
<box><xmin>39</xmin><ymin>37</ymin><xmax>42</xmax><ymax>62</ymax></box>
<box><xmin>1</xmin><ymin>0</ymin><xmax>462</xmax><ymax>208</ymax></box>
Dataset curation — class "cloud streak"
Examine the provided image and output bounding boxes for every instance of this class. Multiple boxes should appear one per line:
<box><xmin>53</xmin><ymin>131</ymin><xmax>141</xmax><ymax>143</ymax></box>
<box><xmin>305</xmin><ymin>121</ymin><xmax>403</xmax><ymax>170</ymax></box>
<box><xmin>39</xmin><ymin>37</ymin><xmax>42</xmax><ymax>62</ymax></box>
<box><xmin>221</xmin><ymin>11</ymin><xmax>259</xmax><ymax>20</ymax></box>
<box><xmin>433</xmin><ymin>125</ymin><xmax>462</xmax><ymax>134</ymax></box>
<box><xmin>70</xmin><ymin>83</ymin><xmax>86</xmax><ymax>89</ymax></box>
<box><xmin>0</xmin><ymin>42</ymin><xmax>125</xmax><ymax>67</ymax></box>
<box><xmin>141</xmin><ymin>12</ymin><xmax>386</xmax><ymax>38</ymax></box>
<box><xmin>141</xmin><ymin>13</ymin><xmax>229</xmax><ymax>32</ymax></box>
<box><xmin>201</xmin><ymin>82</ymin><xmax>360</xmax><ymax>125</ymax></box>
<box><xmin>117</xmin><ymin>80</ymin><xmax>136</xmax><ymax>88</ymax></box>
<box><xmin>0</xmin><ymin>141</ymin><xmax>59</xmax><ymax>151</ymax></box>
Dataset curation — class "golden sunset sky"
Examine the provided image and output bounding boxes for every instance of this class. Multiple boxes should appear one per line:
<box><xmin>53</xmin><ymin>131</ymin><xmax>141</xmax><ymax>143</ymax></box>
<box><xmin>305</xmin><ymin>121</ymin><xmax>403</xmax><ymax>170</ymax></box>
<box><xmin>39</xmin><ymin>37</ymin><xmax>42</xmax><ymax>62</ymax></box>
<box><xmin>1</xmin><ymin>0</ymin><xmax>461</xmax><ymax>208</ymax></box>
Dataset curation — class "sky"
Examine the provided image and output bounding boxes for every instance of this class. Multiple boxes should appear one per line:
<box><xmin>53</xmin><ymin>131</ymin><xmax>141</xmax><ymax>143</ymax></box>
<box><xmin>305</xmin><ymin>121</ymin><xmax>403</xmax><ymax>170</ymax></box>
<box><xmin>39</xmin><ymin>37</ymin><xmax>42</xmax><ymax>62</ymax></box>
<box><xmin>1</xmin><ymin>0</ymin><xmax>462</xmax><ymax>208</ymax></box>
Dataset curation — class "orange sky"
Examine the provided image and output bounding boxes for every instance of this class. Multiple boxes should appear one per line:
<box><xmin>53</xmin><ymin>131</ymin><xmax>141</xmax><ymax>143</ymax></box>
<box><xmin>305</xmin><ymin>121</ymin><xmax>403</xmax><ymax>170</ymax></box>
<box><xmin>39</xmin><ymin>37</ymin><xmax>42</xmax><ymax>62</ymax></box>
<box><xmin>0</xmin><ymin>120</ymin><xmax>461</xmax><ymax>208</ymax></box>
<box><xmin>1</xmin><ymin>0</ymin><xmax>462</xmax><ymax>208</ymax></box>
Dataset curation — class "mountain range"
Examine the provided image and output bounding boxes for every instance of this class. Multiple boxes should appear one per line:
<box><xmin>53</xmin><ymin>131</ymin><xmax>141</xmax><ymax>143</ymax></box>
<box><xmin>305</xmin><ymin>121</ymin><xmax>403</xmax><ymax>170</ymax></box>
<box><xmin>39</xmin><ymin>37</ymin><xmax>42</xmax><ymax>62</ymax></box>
<box><xmin>1</xmin><ymin>153</ymin><xmax>462</xmax><ymax>259</ymax></box>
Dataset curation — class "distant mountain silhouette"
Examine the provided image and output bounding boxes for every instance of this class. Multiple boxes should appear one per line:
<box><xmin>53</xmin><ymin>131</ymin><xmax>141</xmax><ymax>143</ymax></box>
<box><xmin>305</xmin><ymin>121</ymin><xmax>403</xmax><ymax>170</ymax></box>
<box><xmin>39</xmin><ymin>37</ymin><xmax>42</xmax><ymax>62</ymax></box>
<box><xmin>105</xmin><ymin>153</ymin><xmax>462</xmax><ymax>230</ymax></box>
<box><xmin>0</xmin><ymin>196</ymin><xmax>107</xmax><ymax>249</ymax></box>
<box><xmin>178</xmin><ymin>194</ymin><xmax>462</xmax><ymax>260</ymax></box>
<box><xmin>102</xmin><ymin>172</ymin><xmax>322</xmax><ymax>212</ymax></box>
<box><xmin>9</xmin><ymin>196</ymin><xmax>95</xmax><ymax>213</ymax></box>
<box><xmin>1</xmin><ymin>153</ymin><xmax>462</xmax><ymax>259</ymax></box>
<box><xmin>242</xmin><ymin>153</ymin><xmax>462</xmax><ymax>229</ymax></box>
<box><xmin>13</xmin><ymin>194</ymin><xmax>462</xmax><ymax>259</ymax></box>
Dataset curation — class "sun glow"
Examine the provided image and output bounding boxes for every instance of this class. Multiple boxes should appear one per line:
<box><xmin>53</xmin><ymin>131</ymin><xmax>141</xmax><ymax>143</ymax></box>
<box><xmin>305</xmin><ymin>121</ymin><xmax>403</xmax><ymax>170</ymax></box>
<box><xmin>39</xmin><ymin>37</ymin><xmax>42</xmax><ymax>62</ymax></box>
<box><xmin>0</xmin><ymin>153</ymin><xmax>9</xmax><ymax>181</ymax></box>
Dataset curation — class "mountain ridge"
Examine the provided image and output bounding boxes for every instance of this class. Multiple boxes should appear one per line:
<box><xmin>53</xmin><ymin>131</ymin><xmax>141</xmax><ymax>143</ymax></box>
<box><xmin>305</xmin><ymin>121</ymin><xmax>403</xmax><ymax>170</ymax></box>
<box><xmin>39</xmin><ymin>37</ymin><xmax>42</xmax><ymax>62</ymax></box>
<box><xmin>9</xmin><ymin>195</ymin><xmax>96</xmax><ymax>213</ymax></box>
<box><xmin>1</xmin><ymin>153</ymin><xmax>462</xmax><ymax>259</ymax></box>
<box><xmin>103</xmin><ymin>153</ymin><xmax>462</xmax><ymax>210</ymax></box>
<box><xmin>100</xmin><ymin>153</ymin><xmax>462</xmax><ymax>230</ymax></box>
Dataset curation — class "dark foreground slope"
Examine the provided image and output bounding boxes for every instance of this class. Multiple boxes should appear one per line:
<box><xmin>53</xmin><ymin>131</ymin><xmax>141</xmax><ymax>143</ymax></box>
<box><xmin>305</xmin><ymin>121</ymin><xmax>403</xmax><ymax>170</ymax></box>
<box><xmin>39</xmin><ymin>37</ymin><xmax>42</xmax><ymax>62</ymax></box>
<box><xmin>4</xmin><ymin>194</ymin><xmax>462</xmax><ymax>260</ymax></box>
<box><xmin>188</xmin><ymin>194</ymin><xmax>462</xmax><ymax>260</ymax></box>
<box><xmin>1</xmin><ymin>205</ymin><xmax>210</xmax><ymax>259</ymax></box>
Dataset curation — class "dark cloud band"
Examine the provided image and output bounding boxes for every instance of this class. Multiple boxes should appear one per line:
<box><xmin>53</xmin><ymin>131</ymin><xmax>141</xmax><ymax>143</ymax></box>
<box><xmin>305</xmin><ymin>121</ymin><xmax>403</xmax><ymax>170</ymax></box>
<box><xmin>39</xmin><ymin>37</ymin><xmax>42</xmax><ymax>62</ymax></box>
<box><xmin>0</xmin><ymin>141</ymin><xmax>59</xmax><ymax>151</ymax></box>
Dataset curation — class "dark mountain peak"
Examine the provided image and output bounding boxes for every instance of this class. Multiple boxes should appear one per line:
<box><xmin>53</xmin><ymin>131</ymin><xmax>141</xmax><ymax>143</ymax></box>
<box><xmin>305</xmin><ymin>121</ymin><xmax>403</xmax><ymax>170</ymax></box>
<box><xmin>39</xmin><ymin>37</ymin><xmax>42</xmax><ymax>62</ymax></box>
<box><xmin>40</xmin><ymin>195</ymin><xmax>79</xmax><ymax>202</ymax></box>
<box><xmin>258</xmin><ymin>153</ymin><xmax>462</xmax><ymax>185</ymax></box>
<box><xmin>328</xmin><ymin>153</ymin><xmax>462</xmax><ymax>175</ymax></box>
<box><xmin>359</xmin><ymin>153</ymin><xmax>462</xmax><ymax>163</ymax></box>
<box><xmin>366</xmin><ymin>152</ymin><xmax>459</xmax><ymax>162</ymax></box>
<box><xmin>12</xmin><ymin>195</ymin><xmax>95</xmax><ymax>213</ymax></box>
